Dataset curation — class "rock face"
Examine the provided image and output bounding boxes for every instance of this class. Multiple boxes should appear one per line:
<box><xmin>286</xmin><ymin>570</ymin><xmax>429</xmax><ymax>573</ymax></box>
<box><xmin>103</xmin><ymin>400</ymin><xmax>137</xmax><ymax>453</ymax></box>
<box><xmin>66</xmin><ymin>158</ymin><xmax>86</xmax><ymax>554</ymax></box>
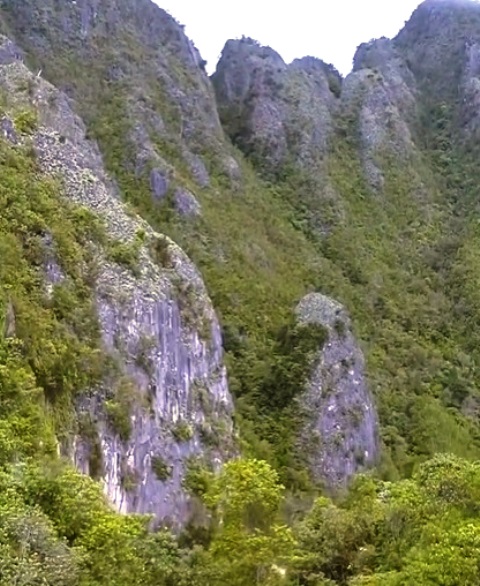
<box><xmin>395</xmin><ymin>0</ymin><xmax>480</xmax><ymax>95</ymax></box>
<box><xmin>0</xmin><ymin>0</ymin><xmax>238</xmax><ymax>204</ymax></box>
<box><xmin>296</xmin><ymin>293</ymin><xmax>379</xmax><ymax>488</ymax></box>
<box><xmin>393</xmin><ymin>0</ymin><xmax>480</xmax><ymax>144</ymax></box>
<box><xmin>212</xmin><ymin>37</ymin><xmax>339</xmax><ymax>175</ymax></box>
<box><xmin>342</xmin><ymin>38</ymin><xmax>418</xmax><ymax>190</ymax></box>
<box><xmin>0</xmin><ymin>37</ymin><xmax>234</xmax><ymax>527</ymax></box>
<box><xmin>462</xmin><ymin>42</ymin><xmax>480</xmax><ymax>139</ymax></box>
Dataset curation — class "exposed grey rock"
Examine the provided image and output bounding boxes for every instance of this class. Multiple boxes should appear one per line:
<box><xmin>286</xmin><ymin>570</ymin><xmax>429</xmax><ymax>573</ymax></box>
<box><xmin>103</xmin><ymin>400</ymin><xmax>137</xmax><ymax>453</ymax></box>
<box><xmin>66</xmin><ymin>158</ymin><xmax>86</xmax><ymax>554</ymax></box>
<box><xmin>291</xmin><ymin>56</ymin><xmax>342</xmax><ymax>100</ymax></box>
<box><xmin>213</xmin><ymin>38</ymin><xmax>338</xmax><ymax>175</ymax></box>
<box><xmin>128</xmin><ymin>107</ymin><xmax>169</xmax><ymax>179</ymax></box>
<box><xmin>75</xmin><ymin>282</ymin><xmax>231</xmax><ymax>525</ymax></box>
<box><xmin>3</xmin><ymin>299</ymin><xmax>15</xmax><ymax>339</ymax></box>
<box><xmin>0</xmin><ymin>116</ymin><xmax>17</xmax><ymax>143</ymax></box>
<box><xmin>150</xmin><ymin>168</ymin><xmax>169</xmax><ymax>201</ymax></box>
<box><xmin>0</xmin><ymin>0</ymin><xmax>238</xmax><ymax>206</ymax></box>
<box><xmin>296</xmin><ymin>293</ymin><xmax>379</xmax><ymax>489</ymax></box>
<box><xmin>353</xmin><ymin>38</ymin><xmax>417</xmax><ymax>119</ymax></box>
<box><xmin>393</xmin><ymin>0</ymin><xmax>480</xmax><ymax>147</ymax></box>
<box><xmin>461</xmin><ymin>42</ymin><xmax>480</xmax><ymax>138</ymax></box>
<box><xmin>343</xmin><ymin>39</ymin><xmax>418</xmax><ymax>190</ymax></box>
<box><xmin>0</xmin><ymin>36</ymin><xmax>23</xmax><ymax>64</ymax></box>
<box><xmin>186</xmin><ymin>153</ymin><xmax>210</xmax><ymax>188</ymax></box>
<box><xmin>41</xmin><ymin>233</ymin><xmax>66</xmax><ymax>298</ymax></box>
<box><xmin>395</xmin><ymin>0</ymin><xmax>480</xmax><ymax>101</ymax></box>
<box><xmin>174</xmin><ymin>187</ymin><xmax>201</xmax><ymax>217</ymax></box>
<box><xmin>0</xmin><ymin>53</ymin><xmax>235</xmax><ymax>527</ymax></box>
<box><xmin>221</xmin><ymin>155</ymin><xmax>243</xmax><ymax>189</ymax></box>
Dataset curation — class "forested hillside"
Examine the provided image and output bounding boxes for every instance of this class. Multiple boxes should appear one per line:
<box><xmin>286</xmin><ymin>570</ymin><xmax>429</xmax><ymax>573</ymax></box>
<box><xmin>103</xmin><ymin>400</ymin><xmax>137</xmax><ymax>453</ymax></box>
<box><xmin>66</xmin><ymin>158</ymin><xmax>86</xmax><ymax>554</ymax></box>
<box><xmin>2</xmin><ymin>0</ymin><xmax>480</xmax><ymax>583</ymax></box>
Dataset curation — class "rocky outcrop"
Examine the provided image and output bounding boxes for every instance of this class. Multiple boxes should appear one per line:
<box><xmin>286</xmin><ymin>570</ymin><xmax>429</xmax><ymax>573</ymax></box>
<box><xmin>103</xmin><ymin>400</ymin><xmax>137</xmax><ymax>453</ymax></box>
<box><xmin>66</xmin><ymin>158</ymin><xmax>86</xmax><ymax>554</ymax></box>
<box><xmin>296</xmin><ymin>293</ymin><xmax>379</xmax><ymax>489</ymax></box>
<box><xmin>462</xmin><ymin>42</ymin><xmax>480</xmax><ymax>139</ymax></box>
<box><xmin>212</xmin><ymin>37</ymin><xmax>339</xmax><ymax>175</ymax></box>
<box><xmin>393</xmin><ymin>0</ymin><xmax>480</xmax><ymax>145</ymax></box>
<box><xmin>0</xmin><ymin>0</ymin><xmax>241</xmax><ymax>200</ymax></box>
<box><xmin>342</xmin><ymin>38</ymin><xmax>417</xmax><ymax>190</ymax></box>
<box><xmin>0</xmin><ymin>37</ymin><xmax>234</xmax><ymax>527</ymax></box>
<box><xmin>395</xmin><ymin>0</ymin><xmax>480</xmax><ymax>97</ymax></box>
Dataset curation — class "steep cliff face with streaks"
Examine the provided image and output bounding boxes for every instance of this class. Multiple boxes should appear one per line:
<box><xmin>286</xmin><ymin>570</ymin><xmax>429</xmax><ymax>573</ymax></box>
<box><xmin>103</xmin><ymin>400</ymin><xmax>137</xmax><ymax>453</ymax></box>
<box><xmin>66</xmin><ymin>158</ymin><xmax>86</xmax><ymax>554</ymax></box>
<box><xmin>0</xmin><ymin>36</ymin><xmax>234</xmax><ymax>526</ymax></box>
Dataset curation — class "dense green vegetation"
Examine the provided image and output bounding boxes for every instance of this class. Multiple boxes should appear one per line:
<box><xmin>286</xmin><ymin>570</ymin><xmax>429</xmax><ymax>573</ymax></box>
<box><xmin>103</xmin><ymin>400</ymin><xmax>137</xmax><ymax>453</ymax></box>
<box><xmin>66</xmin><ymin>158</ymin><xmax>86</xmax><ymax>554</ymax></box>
<box><xmin>4</xmin><ymin>454</ymin><xmax>480</xmax><ymax>585</ymax></box>
<box><xmin>4</xmin><ymin>0</ymin><xmax>480</xmax><ymax>484</ymax></box>
<box><xmin>4</xmin><ymin>0</ymin><xmax>480</xmax><ymax>583</ymax></box>
<box><xmin>0</xmin><ymin>134</ymin><xmax>107</xmax><ymax>458</ymax></box>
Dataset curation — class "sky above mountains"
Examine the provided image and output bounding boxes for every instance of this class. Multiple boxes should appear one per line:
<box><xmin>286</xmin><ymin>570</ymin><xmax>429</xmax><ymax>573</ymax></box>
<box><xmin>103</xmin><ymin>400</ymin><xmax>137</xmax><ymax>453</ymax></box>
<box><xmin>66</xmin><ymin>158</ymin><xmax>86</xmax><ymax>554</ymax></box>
<box><xmin>156</xmin><ymin>0</ymin><xmax>422</xmax><ymax>74</ymax></box>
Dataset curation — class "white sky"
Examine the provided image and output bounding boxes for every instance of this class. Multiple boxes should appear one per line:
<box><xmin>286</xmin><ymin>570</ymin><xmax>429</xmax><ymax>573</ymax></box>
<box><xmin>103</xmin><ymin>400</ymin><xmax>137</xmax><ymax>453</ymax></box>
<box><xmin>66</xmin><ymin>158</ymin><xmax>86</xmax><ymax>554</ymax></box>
<box><xmin>154</xmin><ymin>0</ymin><xmax>423</xmax><ymax>75</ymax></box>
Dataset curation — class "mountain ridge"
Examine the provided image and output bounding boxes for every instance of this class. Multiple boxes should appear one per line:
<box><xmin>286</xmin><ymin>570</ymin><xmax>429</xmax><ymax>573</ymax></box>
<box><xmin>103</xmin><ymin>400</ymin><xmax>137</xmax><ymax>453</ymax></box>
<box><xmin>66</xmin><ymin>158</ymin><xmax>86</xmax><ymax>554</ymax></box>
<box><xmin>2</xmin><ymin>0</ymin><xmax>480</xmax><ymax>582</ymax></box>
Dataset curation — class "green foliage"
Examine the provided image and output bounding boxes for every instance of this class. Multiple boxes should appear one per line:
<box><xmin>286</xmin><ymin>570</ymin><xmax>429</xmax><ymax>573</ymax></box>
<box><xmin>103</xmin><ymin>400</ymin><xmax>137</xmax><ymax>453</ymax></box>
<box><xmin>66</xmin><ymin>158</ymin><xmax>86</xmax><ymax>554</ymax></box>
<box><xmin>0</xmin><ymin>18</ymin><xmax>336</xmax><ymax>481</ymax></box>
<box><xmin>13</xmin><ymin>108</ymin><xmax>38</xmax><ymax>133</ymax></box>
<box><xmin>0</xmin><ymin>503</ymin><xmax>80</xmax><ymax>586</ymax></box>
<box><xmin>201</xmin><ymin>458</ymin><xmax>295</xmax><ymax>586</ymax></box>
<box><xmin>291</xmin><ymin>454</ymin><xmax>480</xmax><ymax>585</ymax></box>
<box><xmin>104</xmin><ymin>378</ymin><xmax>138</xmax><ymax>441</ymax></box>
<box><xmin>149</xmin><ymin>235</ymin><xmax>174</xmax><ymax>268</ymax></box>
<box><xmin>259</xmin><ymin>320</ymin><xmax>328</xmax><ymax>411</ymax></box>
<box><xmin>151</xmin><ymin>456</ymin><xmax>172</xmax><ymax>481</ymax></box>
<box><xmin>0</xmin><ymin>137</ymin><xmax>106</xmax><ymax>450</ymax></box>
<box><xmin>183</xmin><ymin>458</ymin><xmax>213</xmax><ymax>498</ymax></box>
<box><xmin>4</xmin><ymin>7</ymin><xmax>480</xmax><ymax>585</ymax></box>
<box><xmin>3</xmin><ymin>452</ymin><xmax>480</xmax><ymax>586</ymax></box>
<box><xmin>107</xmin><ymin>238</ymin><xmax>141</xmax><ymax>275</ymax></box>
<box><xmin>135</xmin><ymin>334</ymin><xmax>156</xmax><ymax>376</ymax></box>
<box><xmin>0</xmin><ymin>462</ymin><xmax>195</xmax><ymax>586</ymax></box>
<box><xmin>172</xmin><ymin>420</ymin><xmax>194</xmax><ymax>442</ymax></box>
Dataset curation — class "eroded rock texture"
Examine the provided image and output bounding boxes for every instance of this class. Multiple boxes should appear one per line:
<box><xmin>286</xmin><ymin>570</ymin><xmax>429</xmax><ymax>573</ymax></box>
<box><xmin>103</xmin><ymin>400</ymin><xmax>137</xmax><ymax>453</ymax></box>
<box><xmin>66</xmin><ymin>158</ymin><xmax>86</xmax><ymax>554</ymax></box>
<box><xmin>296</xmin><ymin>293</ymin><xmax>379</xmax><ymax>489</ymax></box>
<box><xmin>0</xmin><ymin>40</ymin><xmax>234</xmax><ymax>527</ymax></box>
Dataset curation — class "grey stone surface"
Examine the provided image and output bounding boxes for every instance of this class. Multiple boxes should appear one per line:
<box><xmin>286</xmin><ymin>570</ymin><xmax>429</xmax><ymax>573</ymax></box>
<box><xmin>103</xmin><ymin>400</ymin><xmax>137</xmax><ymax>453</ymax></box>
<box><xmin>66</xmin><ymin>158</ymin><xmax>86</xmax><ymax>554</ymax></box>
<box><xmin>174</xmin><ymin>187</ymin><xmax>201</xmax><ymax>217</ymax></box>
<box><xmin>343</xmin><ymin>38</ymin><xmax>418</xmax><ymax>190</ymax></box>
<box><xmin>0</xmin><ymin>0</ymin><xmax>239</xmax><ymax>202</ymax></box>
<box><xmin>185</xmin><ymin>153</ymin><xmax>210</xmax><ymax>188</ymax></box>
<box><xmin>0</xmin><ymin>36</ymin><xmax>23</xmax><ymax>64</ymax></box>
<box><xmin>150</xmin><ymin>168</ymin><xmax>169</xmax><ymax>201</ymax></box>
<box><xmin>0</xmin><ymin>116</ymin><xmax>17</xmax><ymax>143</ymax></box>
<box><xmin>296</xmin><ymin>293</ymin><xmax>379</xmax><ymax>489</ymax></box>
<box><xmin>212</xmin><ymin>37</ymin><xmax>338</xmax><ymax>175</ymax></box>
<box><xmin>462</xmin><ymin>42</ymin><xmax>480</xmax><ymax>138</ymax></box>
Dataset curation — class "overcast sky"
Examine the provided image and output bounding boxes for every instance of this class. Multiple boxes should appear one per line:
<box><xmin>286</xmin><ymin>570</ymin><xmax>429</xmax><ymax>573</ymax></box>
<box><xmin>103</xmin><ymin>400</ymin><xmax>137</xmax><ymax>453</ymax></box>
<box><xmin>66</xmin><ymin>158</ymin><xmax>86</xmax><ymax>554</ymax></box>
<box><xmin>155</xmin><ymin>0</ymin><xmax>423</xmax><ymax>75</ymax></box>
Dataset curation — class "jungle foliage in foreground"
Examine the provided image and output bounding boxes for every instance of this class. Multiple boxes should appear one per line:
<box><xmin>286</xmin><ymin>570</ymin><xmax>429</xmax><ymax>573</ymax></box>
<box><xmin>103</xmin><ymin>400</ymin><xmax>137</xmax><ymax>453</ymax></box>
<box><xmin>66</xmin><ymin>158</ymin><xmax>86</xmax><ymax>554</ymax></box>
<box><xmin>2</xmin><ymin>454</ymin><xmax>480</xmax><ymax>586</ymax></box>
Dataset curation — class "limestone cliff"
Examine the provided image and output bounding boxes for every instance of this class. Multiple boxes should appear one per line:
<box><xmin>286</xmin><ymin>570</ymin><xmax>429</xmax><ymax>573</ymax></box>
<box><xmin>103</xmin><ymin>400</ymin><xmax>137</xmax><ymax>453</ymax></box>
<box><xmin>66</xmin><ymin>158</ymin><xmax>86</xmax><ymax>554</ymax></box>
<box><xmin>0</xmin><ymin>0</ymin><xmax>382</xmax><ymax>495</ymax></box>
<box><xmin>0</xmin><ymin>0</ymin><xmax>241</xmax><ymax>203</ymax></box>
<box><xmin>212</xmin><ymin>37</ymin><xmax>340</xmax><ymax>175</ymax></box>
<box><xmin>0</xmin><ymin>37</ymin><xmax>234</xmax><ymax>526</ymax></box>
<box><xmin>296</xmin><ymin>294</ymin><xmax>378</xmax><ymax>488</ymax></box>
<box><xmin>343</xmin><ymin>38</ymin><xmax>418</xmax><ymax>190</ymax></box>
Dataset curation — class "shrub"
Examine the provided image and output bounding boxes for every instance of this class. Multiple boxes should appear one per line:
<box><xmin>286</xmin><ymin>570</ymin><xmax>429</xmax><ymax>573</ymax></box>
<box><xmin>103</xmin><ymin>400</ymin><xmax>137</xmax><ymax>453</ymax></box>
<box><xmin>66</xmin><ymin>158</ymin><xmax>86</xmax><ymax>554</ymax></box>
<box><xmin>14</xmin><ymin>109</ymin><xmax>38</xmax><ymax>133</ymax></box>
<box><xmin>151</xmin><ymin>456</ymin><xmax>171</xmax><ymax>481</ymax></box>
<box><xmin>172</xmin><ymin>420</ymin><xmax>194</xmax><ymax>442</ymax></box>
<box><xmin>104</xmin><ymin>378</ymin><xmax>138</xmax><ymax>441</ymax></box>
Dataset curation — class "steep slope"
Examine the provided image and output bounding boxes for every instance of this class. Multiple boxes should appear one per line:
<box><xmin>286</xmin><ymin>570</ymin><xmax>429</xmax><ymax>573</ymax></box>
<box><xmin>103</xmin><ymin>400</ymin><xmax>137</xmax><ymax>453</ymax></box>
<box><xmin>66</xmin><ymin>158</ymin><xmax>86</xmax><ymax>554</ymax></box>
<box><xmin>7</xmin><ymin>0</ymin><xmax>480</xmax><ymax>506</ymax></box>
<box><xmin>0</xmin><ymin>0</ymin><xmax>383</xmax><ymax>491</ymax></box>
<box><xmin>0</xmin><ymin>35</ymin><xmax>235</xmax><ymax>526</ymax></box>
<box><xmin>213</xmin><ymin>0</ymin><xmax>480</xmax><ymax>479</ymax></box>
<box><xmin>296</xmin><ymin>293</ymin><xmax>379</xmax><ymax>488</ymax></box>
<box><xmin>3</xmin><ymin>1</ymin><xmax>480</xmax><ymax>583</ymax></box>
<box><xmin>344</xmin><ymin>37</ymin><xmax>419</xmax><ymax>190</ymax></box>
<box><xmin>212</xmin><ymin>37</ymin><xmax>339</xmax><ymax>175</ymax></box>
